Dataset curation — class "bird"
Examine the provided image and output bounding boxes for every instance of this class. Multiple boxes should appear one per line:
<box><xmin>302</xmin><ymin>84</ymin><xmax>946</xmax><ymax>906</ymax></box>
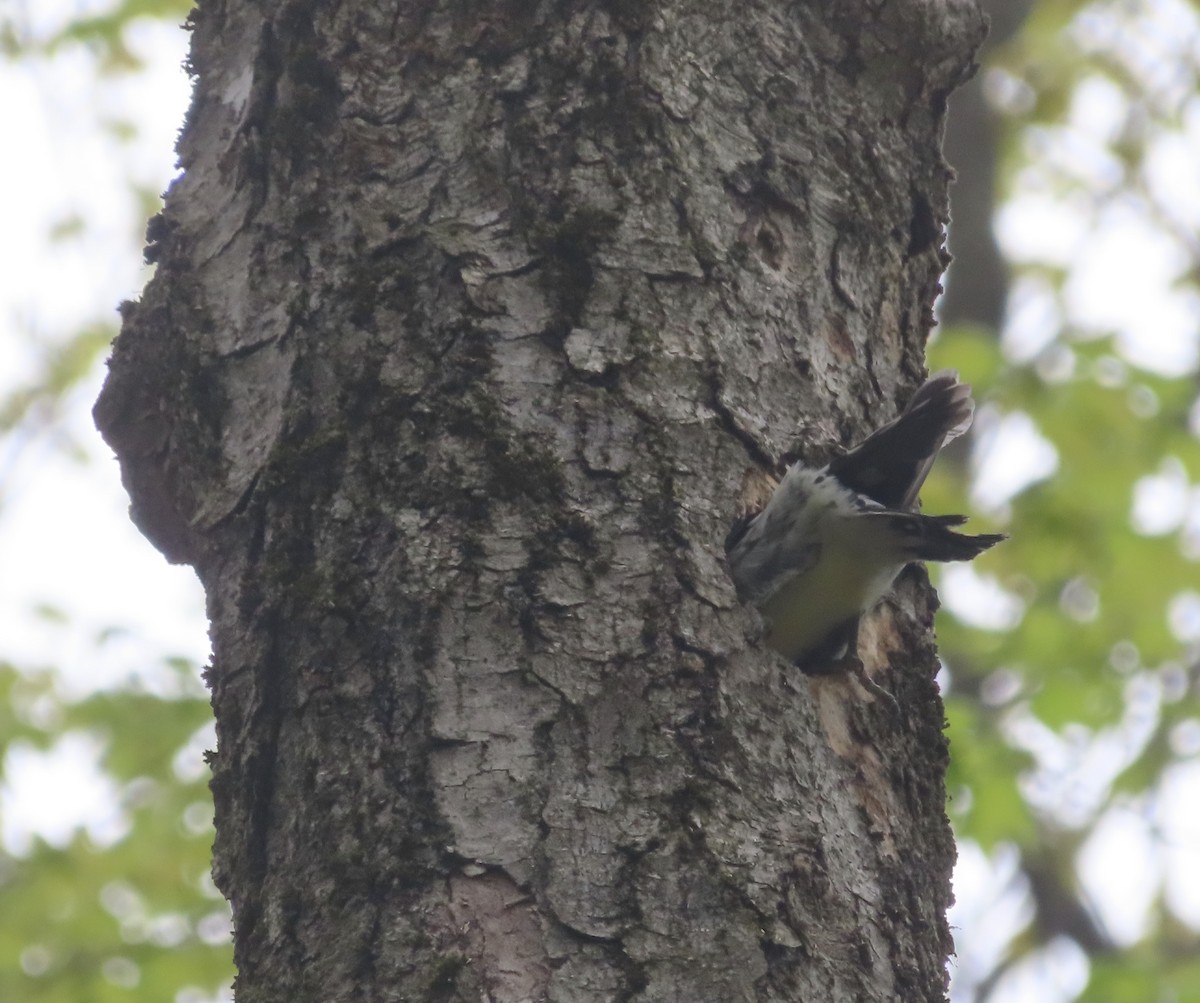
<box><xmin>724</xmin><ymin>371</ymin><xmax>1005</xmax><ymax>690</ymax></box>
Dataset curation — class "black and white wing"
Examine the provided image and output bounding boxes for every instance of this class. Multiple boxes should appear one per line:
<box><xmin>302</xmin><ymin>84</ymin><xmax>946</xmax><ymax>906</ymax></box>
<box><xmin>827</xmin><ymin>370</ymin><xmax>974</xmax><ymax>510</ymax></box>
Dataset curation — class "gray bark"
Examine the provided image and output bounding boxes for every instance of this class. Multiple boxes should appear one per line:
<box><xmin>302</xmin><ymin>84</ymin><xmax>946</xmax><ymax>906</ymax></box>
<box><xmin>96</xmin><ymin>1</ymin><xmax>985</xmax><ymax>1001</ymax></box>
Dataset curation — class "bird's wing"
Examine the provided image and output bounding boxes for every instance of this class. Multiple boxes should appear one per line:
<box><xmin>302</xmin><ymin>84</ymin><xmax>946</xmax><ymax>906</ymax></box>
<box><xmin>729</xmin><ymin>521</ymin><xmax>821</xmax><ymax>606</ymax></box>
<box><xmin>827</xmin><ymin>370</ymin><xmax>975</xmax><ymax>510</ymax></box>
<box><xmin>725</xmin><ymin>471</ymin><xmax>822</xmax><ymax>606</ymax></box>
<box><xmin>724</xmin><ymin>465</ymin><xmax>781</xmax><ymax>553</ymax></box>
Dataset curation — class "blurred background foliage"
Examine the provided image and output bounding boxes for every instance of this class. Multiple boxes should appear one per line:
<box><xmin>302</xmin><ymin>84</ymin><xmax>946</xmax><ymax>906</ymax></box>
<box><xmin>1</xmin><ymin>1</ymin><xmax>1198</xmax><ymax>1002</ymax></box>
<box><xmin>931</xmin><ymin>1</ymin><xmax>1200</xmax><ymax>1000</ymax></box>
<box><xmin>0</xmin><ymin>659</ymin><xmax>226</xmax><ymax>1002</ymax></box>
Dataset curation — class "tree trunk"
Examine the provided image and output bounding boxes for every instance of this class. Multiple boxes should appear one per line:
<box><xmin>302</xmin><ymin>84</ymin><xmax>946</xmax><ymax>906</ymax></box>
<box><xmin>95</xmin><ymin>2</ymin><xmax>985</xmax><ymax>1000</ymax></box>
<box><xmin>941</xmin><ymin>0</ymin><xmax>1032</xmax><ymax>332</ymax></box>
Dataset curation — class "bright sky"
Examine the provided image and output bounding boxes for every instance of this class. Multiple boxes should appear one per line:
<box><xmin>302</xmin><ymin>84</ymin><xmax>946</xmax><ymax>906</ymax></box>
<box><xmin>2</xmin><ymin>3</ymin><xmax>1199</xmax><ymax>1003</ymax></box>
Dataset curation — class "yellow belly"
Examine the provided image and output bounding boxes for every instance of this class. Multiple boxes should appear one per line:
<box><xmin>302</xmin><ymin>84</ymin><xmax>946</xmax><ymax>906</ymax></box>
<box><xmin>760</xmin><ymin>551</ymin><xmax>901</xmax><ymax>663</ymax></box>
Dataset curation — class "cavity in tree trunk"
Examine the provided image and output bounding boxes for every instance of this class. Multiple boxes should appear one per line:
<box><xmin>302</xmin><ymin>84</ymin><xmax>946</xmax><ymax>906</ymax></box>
<box><xmin>95</xmin><ymin>2</ymin><xmax>986</xmax><ymax>1000</ymax></box>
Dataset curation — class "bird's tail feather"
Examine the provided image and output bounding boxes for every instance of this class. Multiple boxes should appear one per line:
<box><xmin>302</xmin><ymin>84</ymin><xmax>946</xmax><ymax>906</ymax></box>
<box><xmin>874</xmin><ymin>511</ymin><xmax>1006</xmax><ymax>562</ymax></box>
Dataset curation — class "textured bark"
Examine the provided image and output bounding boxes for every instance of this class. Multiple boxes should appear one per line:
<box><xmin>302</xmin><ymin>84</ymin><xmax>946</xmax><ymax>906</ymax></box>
<box><xmin>96</xmin><ymin>1</ymin><xmax>985</xmax><ymax>1001</ymax></box>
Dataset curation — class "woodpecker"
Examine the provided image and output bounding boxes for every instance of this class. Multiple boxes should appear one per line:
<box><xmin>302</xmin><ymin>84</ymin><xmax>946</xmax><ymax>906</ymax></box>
<box><xmin>725</xmin><ymin>371</ymin><xmax>1005</xmax><ymax>683</ymax></box>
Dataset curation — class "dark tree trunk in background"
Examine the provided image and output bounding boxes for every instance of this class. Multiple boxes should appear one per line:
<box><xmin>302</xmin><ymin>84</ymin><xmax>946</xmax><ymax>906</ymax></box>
<box><xmin>96</xmin><ymin>2</ymin><xmax>985</xmax><ymax>1000</ymax></box>
<box><xmin>941</xmin><ymin>0</ymin><xmax>1032</xmax><ymax>331</ymax></box>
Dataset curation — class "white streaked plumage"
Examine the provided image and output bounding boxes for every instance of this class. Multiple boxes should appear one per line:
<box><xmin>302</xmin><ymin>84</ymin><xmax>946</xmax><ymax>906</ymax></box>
<box><xmin>725</xmin><ymin>372</ymin><xmax>1004</xmax><ymax>666</ymax></box>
